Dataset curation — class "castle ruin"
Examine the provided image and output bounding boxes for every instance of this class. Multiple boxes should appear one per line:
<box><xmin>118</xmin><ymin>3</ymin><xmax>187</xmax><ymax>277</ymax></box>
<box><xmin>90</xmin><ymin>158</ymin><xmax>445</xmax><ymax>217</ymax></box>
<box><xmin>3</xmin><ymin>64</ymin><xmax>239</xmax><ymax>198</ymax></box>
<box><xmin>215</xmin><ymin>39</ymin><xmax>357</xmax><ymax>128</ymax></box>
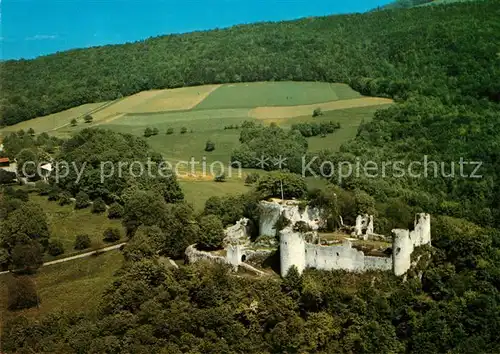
<box><xmin>185</xmin><ymin>199</ymin><xmax>432</xmax><ymax>277</ymax></box>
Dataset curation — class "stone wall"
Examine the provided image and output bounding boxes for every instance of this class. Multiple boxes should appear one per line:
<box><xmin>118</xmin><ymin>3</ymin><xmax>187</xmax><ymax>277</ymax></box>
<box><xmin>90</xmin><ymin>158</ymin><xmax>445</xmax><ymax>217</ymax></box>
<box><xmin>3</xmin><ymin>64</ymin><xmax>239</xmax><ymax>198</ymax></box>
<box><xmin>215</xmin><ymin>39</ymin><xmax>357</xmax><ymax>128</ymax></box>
<box><xmin>259</xmin><ymin>199</ymin><xmax>323</xmax><ymax>237</ymax></box>
<box><xmin>304</xmin><ymin>240</ymin><xmax>366</xmax><ymax>273</ymax></box>
<box><xmin>280</xmin><ymin>237</ymin><xmax>392</xmax><ymax>276</ymax></box>
<box><xmin>186</xmin><ymin>244</ymin><xmax>265</xmax><ymax>276</ymax></box>
<box><xmin>226</xmin><ymin>244</ymin><xmax>243</xmax><ymax>267</ymax></box>
<box><xmin>224</xmin><ymin>218</ymin><xmax>252</xmax><ymax>246</ymax></box>
<box><xmin>280</xmin><ymin>212</ymin><xmax>431</xmax><ymax>277</ymax></box>
<box><xmin>185</xmin><ymin>244</ymin><xmax>231</xmax><ymax>267</ymax></box>
<box><xmin>392</xmin><ymin>213</ymin><xmax>431</xmax><ymax>276</ymax></box>
<box><xmin>364</xmin><ymin>256</ymin><xmax>393</xmax><ymax>271</ymax></box>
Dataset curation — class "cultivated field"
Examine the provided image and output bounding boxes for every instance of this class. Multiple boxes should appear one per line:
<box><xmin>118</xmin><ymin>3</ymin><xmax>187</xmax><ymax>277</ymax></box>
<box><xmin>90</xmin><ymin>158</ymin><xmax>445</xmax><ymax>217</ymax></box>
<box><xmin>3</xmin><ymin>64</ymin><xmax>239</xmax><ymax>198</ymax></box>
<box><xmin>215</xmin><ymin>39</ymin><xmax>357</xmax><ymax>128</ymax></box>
<box><xmin>0</xmin><ymin>102</ymin><xmax>108</xmax><ymax>135</ymax></box>
<box><xmin>194</xmin><ymin>81</ymin><xmax>361</xmax><ymax>110</ymax></box>
<box><xmin>91</xmin><ymin>84</ymin><xmax>222</xmax><ymax>120</ymax></box>
<box><xmin>0</xmin><ymin>85</ymin><xmax>220</xmax><ymax>138</ymax></box>
<box><xmin>1</xmin><ymin>82</ymin><xmax>393</xmax><ymax>202</ymax></box>
<box><xmin>249</xmin><ymin>97</ymin><xmax>393</xmax><ymax>120</ymax></box>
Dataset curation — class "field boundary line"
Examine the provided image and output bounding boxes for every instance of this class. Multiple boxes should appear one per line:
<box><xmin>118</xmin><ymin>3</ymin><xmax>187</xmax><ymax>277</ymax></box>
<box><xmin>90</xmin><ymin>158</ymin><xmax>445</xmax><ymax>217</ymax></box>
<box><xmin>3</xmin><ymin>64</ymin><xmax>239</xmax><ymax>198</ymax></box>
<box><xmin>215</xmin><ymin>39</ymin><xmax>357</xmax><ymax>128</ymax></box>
<box><xmin>249</xmin><ymin>97</ymin><xmax>394</xmax><ymax>120</ymax></box>
<box><xmin>46</xmin><ymin>97</ymin><xmax>127</xmax><ymax>133</ymax></box>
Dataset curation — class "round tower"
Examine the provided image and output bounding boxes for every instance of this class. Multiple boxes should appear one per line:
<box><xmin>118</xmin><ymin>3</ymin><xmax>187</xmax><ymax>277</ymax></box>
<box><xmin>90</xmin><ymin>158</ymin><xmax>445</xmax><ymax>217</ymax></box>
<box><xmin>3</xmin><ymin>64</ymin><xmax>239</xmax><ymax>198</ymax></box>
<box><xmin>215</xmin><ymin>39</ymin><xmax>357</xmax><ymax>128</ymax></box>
<box><xmin>279</xmin><ymin>228</ymin><xmax>306</xmax><ymax>277</ymax></box>
<box><xmin>392</xmin><ymin>229</ymin><xmax>412</xmax><ymax>276</ymax></box>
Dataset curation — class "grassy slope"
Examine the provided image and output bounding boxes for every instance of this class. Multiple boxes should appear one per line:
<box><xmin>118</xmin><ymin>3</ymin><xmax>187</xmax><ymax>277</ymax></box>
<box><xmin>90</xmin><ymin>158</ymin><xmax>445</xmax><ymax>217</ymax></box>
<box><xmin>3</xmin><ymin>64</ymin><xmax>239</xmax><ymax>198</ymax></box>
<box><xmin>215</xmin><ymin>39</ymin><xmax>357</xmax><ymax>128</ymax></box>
<box><xmin>28</xmin><ymin>194</ymin><xmax>124</xmax><ymax>257</ymax></box>
<box><xmin>305</xmin><ymin>104</ymin><xmax>392</xmax><ymax>152</ymax></box>
<box><xmin>194</xmin><ymin>82</ymin><xmax>361</xmax><ymax>110</ymax></box>
<box><xmin>180</xmin><ymin>179</ymin><xmax>250</xmax><ymax>211</ymax></box>
<box><xmin>0</xmin><ymin>102</ymin><xmax>107</xmax><ymax>137</ymax></box>
<box><xmin>0</xmin><ymin>251</ymin><xmax>123</xmax><ymax>321</ymax></box>
<box><xmin>101</xmin><ymin>105</ymin><xmax>389</xmax><ymax>164</ymax></box>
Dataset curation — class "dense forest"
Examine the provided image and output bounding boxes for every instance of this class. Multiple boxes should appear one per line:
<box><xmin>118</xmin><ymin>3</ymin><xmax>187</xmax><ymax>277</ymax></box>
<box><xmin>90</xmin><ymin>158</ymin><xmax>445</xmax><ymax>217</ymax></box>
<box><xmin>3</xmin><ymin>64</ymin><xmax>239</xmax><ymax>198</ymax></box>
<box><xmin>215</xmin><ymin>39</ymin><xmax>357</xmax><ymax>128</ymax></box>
<box><xmin>374</xmin><ymin>0</ymin><xmax>432</xmax><ymax>10</ymax></box>
<box><xmin>2</xmin><ymin>1</ymin><xmax>500</xmax><ymax>352</ymax></box>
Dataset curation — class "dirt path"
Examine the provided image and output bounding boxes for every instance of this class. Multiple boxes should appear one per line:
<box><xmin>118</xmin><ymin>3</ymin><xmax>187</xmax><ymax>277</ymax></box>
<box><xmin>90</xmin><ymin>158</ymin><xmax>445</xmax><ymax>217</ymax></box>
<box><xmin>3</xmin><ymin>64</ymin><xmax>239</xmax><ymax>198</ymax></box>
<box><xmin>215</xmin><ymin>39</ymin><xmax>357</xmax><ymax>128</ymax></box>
<box><xmin>249</xmin><ymin>97</ymin><xmax>393</xmax><ymax>120</ymax></box>
<box><xmin>0</xmin><ymin>243</ymin><xmax>127</xmax><ymax>276</ymax></box>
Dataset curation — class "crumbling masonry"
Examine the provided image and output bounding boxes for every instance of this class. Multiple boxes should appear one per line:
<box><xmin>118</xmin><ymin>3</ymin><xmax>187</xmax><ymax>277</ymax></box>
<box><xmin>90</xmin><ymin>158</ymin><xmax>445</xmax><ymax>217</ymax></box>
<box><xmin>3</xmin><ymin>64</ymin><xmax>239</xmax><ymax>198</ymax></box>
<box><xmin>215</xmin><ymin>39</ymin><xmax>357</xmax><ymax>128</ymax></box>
<box><xmin>186</xmin><ymin>199</ymin><xmax>431</xmax><ymax>277</ymax></box>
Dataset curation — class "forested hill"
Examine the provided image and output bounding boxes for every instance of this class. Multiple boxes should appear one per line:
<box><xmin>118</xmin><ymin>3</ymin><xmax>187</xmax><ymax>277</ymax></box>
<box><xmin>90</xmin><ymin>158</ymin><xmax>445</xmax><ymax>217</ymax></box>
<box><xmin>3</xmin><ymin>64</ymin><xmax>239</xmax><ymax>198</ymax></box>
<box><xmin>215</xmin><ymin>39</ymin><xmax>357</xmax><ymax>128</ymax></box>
<box><xmin>1</xmin><ymin>0</ymin><xmax>499</xmax><ymax>126</ymax></box>
<box><xmin>374</xmin><ymin>0</ymin><xmax>434</xmax><ymax>9</ymax></box>
<box><xmin>375</xmin><ymin>0</ymin><xmax>480</xmax><ymax>10</ymax></box>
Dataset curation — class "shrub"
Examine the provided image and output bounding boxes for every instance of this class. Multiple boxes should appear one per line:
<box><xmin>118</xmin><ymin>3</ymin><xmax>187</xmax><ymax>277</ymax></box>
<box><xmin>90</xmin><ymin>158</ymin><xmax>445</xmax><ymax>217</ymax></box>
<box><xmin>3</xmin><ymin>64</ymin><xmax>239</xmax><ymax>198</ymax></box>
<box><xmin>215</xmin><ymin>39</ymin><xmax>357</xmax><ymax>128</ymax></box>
<box><xmin>58</xmin><ymin>192</ymin><xmax>72</xmax><ymax>206</ymax></box>
<box><xmin>75</xmin><ymin>191</ymin><xmax>91</xmax><ymax>209</ymax></box>
<box><xmin>35</xmin><ymin>181</ymin><xmax>51</xmax><ymax>195</ymax></box>
<box><xmin>245</xmin><ymin>172</ymin><xmax>260</xmax><ymax>185</ymax></box>
<box><xmin>144</xmin><ymin>127</ymin><xmax>153</xmax><ymax>137</ymax></box>
<box><xmin>6</xmin><ymin>188</ymin><xmax>29</xmax><ymax>202</ymax></box>
<box><xmin>74</xmin><ymin>234</ymin><xmax>91</xmax><ymax>250</ymax></box>
<box><xmin>47</xmin><ymin>186</ymin><xmax>61</xmax><ymax>201</ymax></box>
<box><xmin>10</xmin><ymin>242</ymin><xmax>43</xmax><ymax>274</ymax></box>
<box><xmin>70</xmin><ymin>118</ymin><xmax>77</xmax><ymax>126</ymax></box>
<box><xmin>152</xmin><ymin>128</ymin><xmax>159</xmax><ymax>136</ymax></box>
<box><xmin>293</xmin><ymin>221</ymin><xmax>311</xmax><ymax>233</ymax></box>
<box><xmin>7</xmin><ymin>275</ymin><xmax>40</xmax><ymax>310</ymax></box>
<box><xmin>103</xmin><ymin>228</ymin><xmax>121</xmax><ymax>243</ymax></box>
<box><xmin>84</xmin><ymin>115</ymin><xmax>93</xmax><ymax>123</ymax></box>
<box><xmin>214</xmin><ymin>173</ymin><xmax>226</xmax><ymax>182</ymax></box>
<box><xmin>47</xmin><ymin>240</ymin><xmax>65</xmax><ymax>256</ymax></box>
<box><xmin>108</xmin><ymin>202</ymin><xmax>124</xmax><ymax>219</ymax></box>
<box><xmin>166</xmin><ymin>128</ymin><xmax>174</xmax><ymax>135</ymax></box>
<box><xmin>205</xmin><ymin>140</ymin><xmax>215</xmax><ymax>152</ymax></box>
<box><xmin>91</xmin><ymin>197</ymin><xmax>106</xmax><ymax>213</ymax></box>
<box><xmin>312</xmin><ymin>107</ymin><xmax>323</xmax><ymax>117</ymax></box>
<box><xmin>180</xmin><ymin>127</ymin><xmax>187</xmax><ymax>134</ymax></box>
<box><xmin>198</xmin><ymin>215</ymin><xmax>225</xmax><ymax>250</ymax></box>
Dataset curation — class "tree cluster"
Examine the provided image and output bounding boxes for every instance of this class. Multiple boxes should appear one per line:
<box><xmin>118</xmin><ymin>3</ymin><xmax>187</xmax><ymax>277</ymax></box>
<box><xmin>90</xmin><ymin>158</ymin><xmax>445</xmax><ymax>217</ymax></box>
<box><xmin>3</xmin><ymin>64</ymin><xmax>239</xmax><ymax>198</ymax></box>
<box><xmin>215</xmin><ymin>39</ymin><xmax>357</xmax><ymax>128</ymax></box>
<box><xmin>231</xmin><ymin>121</ymin><xmax>307</xmax><ymax>170</ymax></box>
<box><xmin>291</xmin><ymin>121</ymin><xmax>340</xmax><ymax>137</ymax></box>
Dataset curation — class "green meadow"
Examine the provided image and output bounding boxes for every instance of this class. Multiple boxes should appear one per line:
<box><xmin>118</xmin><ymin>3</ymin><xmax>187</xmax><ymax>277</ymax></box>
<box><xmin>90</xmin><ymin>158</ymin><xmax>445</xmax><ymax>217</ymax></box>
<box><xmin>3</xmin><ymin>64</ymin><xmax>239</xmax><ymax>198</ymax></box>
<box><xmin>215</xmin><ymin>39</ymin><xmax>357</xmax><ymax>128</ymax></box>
<box><xmin>100</xmin><ymin>104</ymin><xmax>390</xmax><ymax>163</ymax></box>
<box><xmin>29</xmin><ymin>194</ymin><xmax>124</xmax><ymax>258</ymax></box>
<box><xmin>0</xmin><ymin>251</ymin><xmax>123</xmax><ymax>321</ymax></box>
<box><xmin>1</xmin><ymin>82</ymin><xmax>392</xmax><ymax>211</ymax></box>
<box><xmin>194</xmin><ymin>82</ymin><xmax>361</xmax><ymax>109</ymax></box>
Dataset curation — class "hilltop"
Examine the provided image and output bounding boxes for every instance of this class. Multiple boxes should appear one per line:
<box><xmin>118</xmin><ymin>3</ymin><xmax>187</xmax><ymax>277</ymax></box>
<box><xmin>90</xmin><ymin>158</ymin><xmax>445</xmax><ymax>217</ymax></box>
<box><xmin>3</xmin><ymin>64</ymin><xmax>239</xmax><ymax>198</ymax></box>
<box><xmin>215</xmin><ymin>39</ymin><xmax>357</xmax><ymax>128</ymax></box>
<box><xmin>375</xmin><ymin>0</ymin><xmax>482</xmax><ymax>10</ymax></box>
<box><xmin>1</xmin><ymin>0</ymin><xmax>498</xmax><ymax>126</ymax></box>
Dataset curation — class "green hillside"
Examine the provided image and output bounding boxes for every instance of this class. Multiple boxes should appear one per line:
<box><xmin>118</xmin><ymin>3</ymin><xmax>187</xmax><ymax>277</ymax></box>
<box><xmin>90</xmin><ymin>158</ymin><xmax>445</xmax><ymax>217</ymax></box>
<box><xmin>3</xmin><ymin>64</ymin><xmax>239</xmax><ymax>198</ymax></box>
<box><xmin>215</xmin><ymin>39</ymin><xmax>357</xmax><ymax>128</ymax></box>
<box><xmin>1</xmin><ymin>0</ymin><xmax>498</xmax><ymax>126</ymax></box>
<box><xmin>376</xmin><ymin>0</ymin><xmax>481</xmax><ymax>10</ymax></box>
<box><xmin>193</xmin><ymin>82</ymin><xmax>360</xmax><ymax>110</ymax></box>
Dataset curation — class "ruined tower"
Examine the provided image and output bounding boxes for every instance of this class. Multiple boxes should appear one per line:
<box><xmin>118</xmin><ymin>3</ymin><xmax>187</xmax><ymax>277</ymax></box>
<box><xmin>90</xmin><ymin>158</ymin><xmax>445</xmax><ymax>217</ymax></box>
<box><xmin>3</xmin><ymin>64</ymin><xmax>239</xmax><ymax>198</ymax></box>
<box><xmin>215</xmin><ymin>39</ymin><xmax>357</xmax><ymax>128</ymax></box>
<box><xmin>392</xmin><ymin>213</ymin><xmax>431</xmax><ymax>276</ymax></box>
<box><xmin>279</xmin><ymin>228</ymin><xmax>306</xmax><ymax>277</ymax></box>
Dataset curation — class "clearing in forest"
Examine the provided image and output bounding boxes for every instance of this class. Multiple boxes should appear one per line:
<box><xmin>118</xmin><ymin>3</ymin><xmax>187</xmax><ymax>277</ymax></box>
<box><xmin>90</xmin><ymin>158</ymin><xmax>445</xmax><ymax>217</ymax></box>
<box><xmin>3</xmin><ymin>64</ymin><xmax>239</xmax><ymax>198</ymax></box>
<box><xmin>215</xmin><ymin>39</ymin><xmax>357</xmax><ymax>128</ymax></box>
<box><xmin>0</xmin><ymin>102</ymin><xmax>107</xmax><ymax>135</ymax></box>
<box><xmin>0</xmin><ymin>251</ymin><xmax>123</xmax><ymax>321</ymax></box>
<box><xmin>194</xmin><ymin>81</ymin><xmax>361</xmax><ymax>110</ymax></box>
<box><xmin>93</xmin><ymin>84</ymin><xmax>221</xmax><ymax>119</ymax></box>
<box><xmin>249</xmin><ymin>97</ymin><xmax>394</xmax><ymax>120</ymax></box>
